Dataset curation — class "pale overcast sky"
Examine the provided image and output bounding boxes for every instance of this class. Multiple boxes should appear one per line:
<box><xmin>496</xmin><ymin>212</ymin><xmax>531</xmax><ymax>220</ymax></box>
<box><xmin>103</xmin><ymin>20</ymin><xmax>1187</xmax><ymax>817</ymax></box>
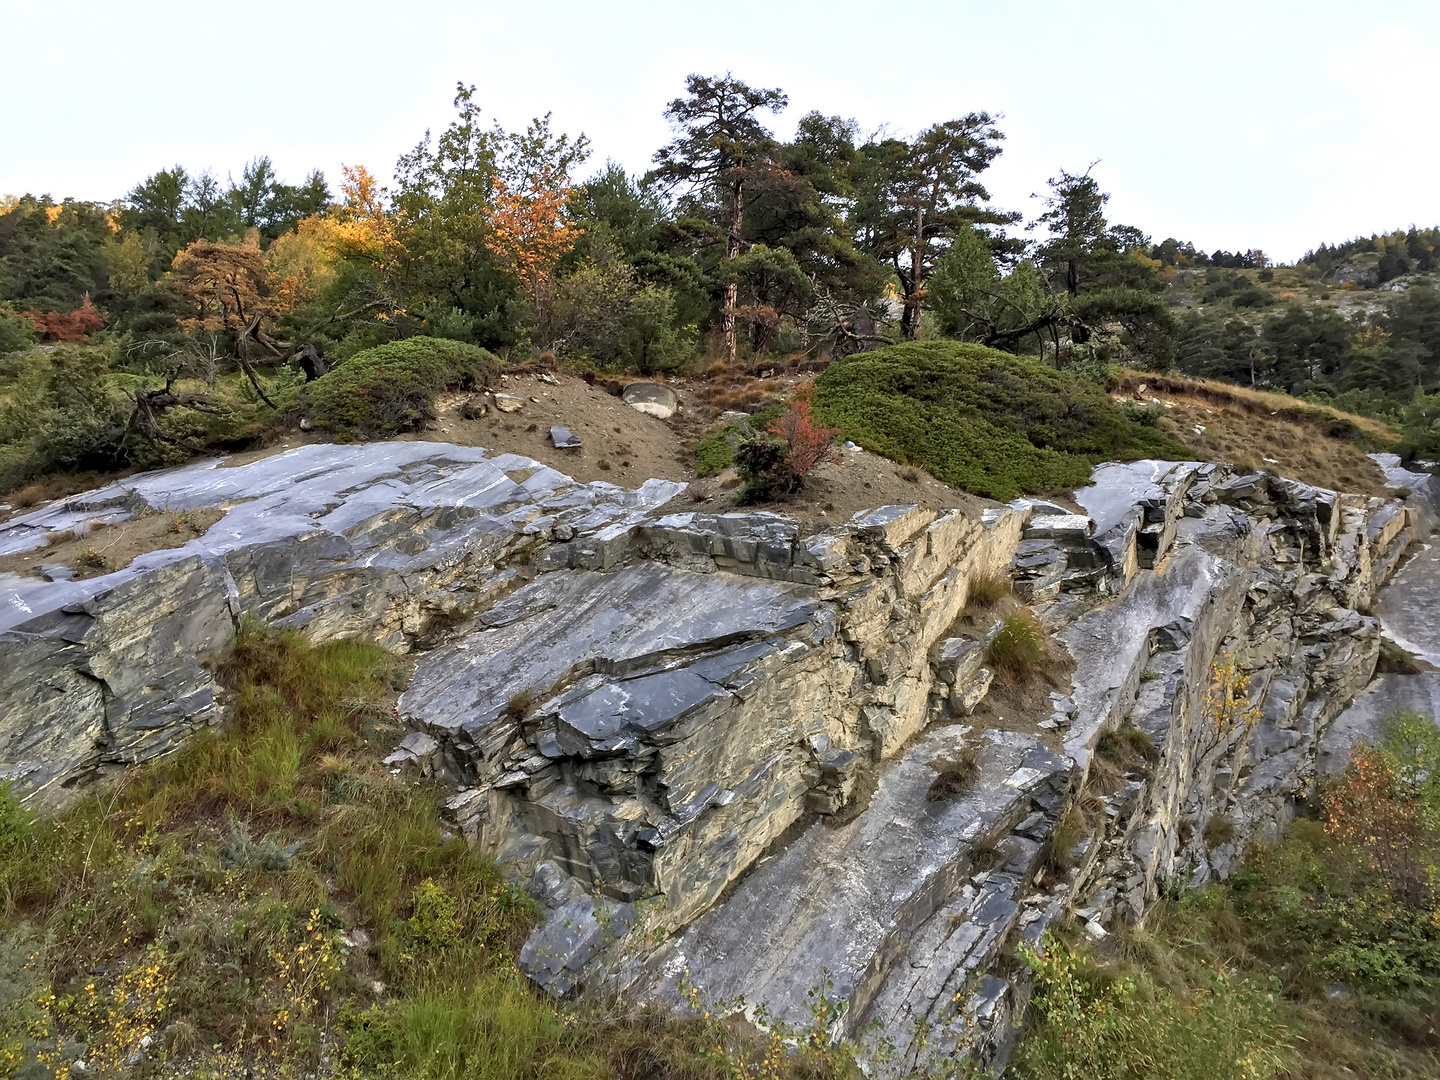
<box><xmin>4</xmin><ymin>0</ymin><xmax>1436</xmax><ymax>262</ymax></box>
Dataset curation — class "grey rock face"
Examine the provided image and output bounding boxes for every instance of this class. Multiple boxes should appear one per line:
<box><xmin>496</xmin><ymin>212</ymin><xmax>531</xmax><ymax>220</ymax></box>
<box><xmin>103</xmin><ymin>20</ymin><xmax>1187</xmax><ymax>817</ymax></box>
<box><xmin>1</xmin><ymin>440</ymin><xmax>1430</xmax><ymax>1076</ymax></box>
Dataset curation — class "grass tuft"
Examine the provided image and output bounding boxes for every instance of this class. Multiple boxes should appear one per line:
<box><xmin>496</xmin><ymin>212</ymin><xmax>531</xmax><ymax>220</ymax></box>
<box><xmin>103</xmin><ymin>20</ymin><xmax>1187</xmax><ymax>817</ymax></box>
<box><xmin>927</xmin><ymin>747</ymin><xmax>980</xmax><ymax>801</ymax></box>
<box><xmin>966</xmin><ymin>570</ymin><xmax>1011</xmax><ymax>608</ymax></box>
<box><xmin>988</xmin><ymin>610</ymin><xmax>1047</xmax><ymax>685</ymax></box>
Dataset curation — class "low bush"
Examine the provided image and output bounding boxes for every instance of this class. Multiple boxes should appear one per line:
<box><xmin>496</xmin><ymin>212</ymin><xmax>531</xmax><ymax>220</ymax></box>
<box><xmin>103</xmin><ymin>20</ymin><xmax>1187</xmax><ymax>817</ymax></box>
<box><xmin>735</xmin><ymin>395</ymin><xmax>838</xmax><ymax>503</ymax></box>
<box><xmin>301</xmin><ymin>336</ymin><xmax>499</xmax><ymax>438</ymax></box>
<box><xmin>694</xmin><ymin>404</ymin><xmax>782</xmax><ymax>477</ymax></box>
<box><xmin>813</xmin><ymin>341</ymin><xmax>1193</xmax><ymax>500</ymax></box>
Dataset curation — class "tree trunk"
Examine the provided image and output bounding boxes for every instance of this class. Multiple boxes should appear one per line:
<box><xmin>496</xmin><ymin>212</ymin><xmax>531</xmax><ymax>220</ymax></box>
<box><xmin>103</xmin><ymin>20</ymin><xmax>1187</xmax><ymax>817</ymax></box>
<box><xmin>903</xmin><ymin>207</ymin><xmax>925</xmax><ymax>339</ymax></box>
<box><xmin>723</xmin><ymin>180</ymin><xmax>744</xmax><ymax>364</ymax></box>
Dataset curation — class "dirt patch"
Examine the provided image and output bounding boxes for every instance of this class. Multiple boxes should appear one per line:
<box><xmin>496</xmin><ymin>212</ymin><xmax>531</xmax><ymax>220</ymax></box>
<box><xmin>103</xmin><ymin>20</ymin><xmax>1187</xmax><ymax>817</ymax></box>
<box><xmin>404</xmin><ymin>371</ymin><xmax>693</xmax><ymax>486</ymax></box>
<box><xmin>211</xmin><ymin>371</ymin><xmax>696</xmax><ymax>488</ymax></box>
<box><xmin>1114</xmin><ymin>373</ymin><xmax>1393</xmax><ymax>497</ymax></box>
<box><xmin>0</xmin><ymin>508</ymin><xmax>223</xmax><ymax>580</ymax></box>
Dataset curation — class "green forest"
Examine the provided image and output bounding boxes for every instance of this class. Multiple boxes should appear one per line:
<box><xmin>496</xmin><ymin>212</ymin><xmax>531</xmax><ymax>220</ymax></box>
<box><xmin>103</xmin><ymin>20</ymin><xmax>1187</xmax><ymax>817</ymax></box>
<box><xmin>3</xmin><ymin>75</ymin><xmax>1438</xmax><ymax>496</ymax></box>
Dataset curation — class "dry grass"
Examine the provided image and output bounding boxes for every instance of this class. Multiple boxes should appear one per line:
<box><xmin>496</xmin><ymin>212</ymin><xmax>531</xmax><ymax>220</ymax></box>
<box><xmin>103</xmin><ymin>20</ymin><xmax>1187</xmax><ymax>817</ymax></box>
<box><xmin>966</xmin><ymin>570</ymin><xmax>1012</xmax><ymax>609</ymax></box>
<box><xmin>927</xmin><ymin>747</ymin><xmax>980</xmax><ymax>801</ymax></box>
<box><xmin>1114</xmin><ymin>370</ymin><xmax>1398</xmax><ymax>441</ymax></box>
<box><xmin>1113</xmin><ymin>370</ymin><xmax>1395</xmax><ymax>496</ymax></box>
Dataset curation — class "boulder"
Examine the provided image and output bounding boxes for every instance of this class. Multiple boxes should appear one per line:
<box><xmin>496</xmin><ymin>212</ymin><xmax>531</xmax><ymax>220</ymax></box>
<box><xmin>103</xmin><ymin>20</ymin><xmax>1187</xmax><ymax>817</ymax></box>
<box><xmin>621</xmin><ymin>382</ymin><xmax>679</xmax><ymax>419</ymax></box>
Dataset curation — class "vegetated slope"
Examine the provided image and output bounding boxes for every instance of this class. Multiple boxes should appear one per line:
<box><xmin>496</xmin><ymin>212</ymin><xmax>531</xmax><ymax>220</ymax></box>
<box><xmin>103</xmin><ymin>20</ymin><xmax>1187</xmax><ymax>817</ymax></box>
<box><xmin>813</xmin><ymin>341</ymin><xmax>1194</xmax><ymax>501</ymax></box>
<box><xmin>1012</xmin><ymin>714</ymin><xmax>1440</xmax><ymax>1080</ymax></box>
<box><xmin>1113</xmin><ymin>370</ymin><xmax>1396</xmax><ymax>496</ymax></box>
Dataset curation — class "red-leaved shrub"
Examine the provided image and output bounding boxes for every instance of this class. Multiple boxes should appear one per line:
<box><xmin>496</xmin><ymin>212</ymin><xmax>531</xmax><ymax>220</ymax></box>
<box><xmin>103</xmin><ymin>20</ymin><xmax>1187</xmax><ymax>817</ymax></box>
<box><xmin>22</xmin><ymin>293</ymin><xmax>107</xmax><ymax>341</ymax></box>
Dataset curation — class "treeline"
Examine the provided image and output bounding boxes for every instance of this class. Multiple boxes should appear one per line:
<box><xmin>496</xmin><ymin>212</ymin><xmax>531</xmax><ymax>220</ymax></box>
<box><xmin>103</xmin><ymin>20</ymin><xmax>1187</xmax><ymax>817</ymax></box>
<box><xmin>1301</xmin><ymin>226</ymin><xmax>1440</xmax><ymax>282</ymax></box>
<box><xmin>0</xmin><ymin>78</ymin><xmax>1196</xmax><ymax>375</ymax></box>
<box><xmin>3</xmin><ymin>74</ymin><xmax>1440</xmax><ymax>492</ymax></box>
<box><xmin>1175</xmin><ymin>287</ymin><xmax>1440</xmax><ymax>413</ymax></box>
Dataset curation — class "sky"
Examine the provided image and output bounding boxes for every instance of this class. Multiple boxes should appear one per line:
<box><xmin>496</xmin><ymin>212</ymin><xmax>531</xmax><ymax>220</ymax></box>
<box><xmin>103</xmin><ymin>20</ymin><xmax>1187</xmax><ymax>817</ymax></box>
<box><xmin>3</xmin><ymin>0</ymin><xmax>1437</xmax><ymax>263</ymax></box>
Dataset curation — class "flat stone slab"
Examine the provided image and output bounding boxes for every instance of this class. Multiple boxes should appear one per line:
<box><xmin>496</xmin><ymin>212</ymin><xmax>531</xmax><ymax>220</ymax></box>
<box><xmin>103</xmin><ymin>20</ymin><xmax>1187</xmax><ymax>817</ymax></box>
<box><xmin>1075</xmin><ymin>460</ymin><xmax>1194</xmax><ymax>538</ymax></box>
<box><xmin>550</xmin><ymin>425</ymin><xmax>582</xmax><ymax>449</ymax></box>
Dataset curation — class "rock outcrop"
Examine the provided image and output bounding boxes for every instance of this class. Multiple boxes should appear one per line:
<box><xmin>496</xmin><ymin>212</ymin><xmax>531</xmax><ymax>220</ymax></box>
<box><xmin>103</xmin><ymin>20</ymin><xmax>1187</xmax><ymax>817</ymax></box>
<box><xmin>1</xmin><ymin>441</ymin><xmax>1433</xmax><ymax>1076</ymax></box>
<box><xmin>0</xmin><ymin>444</ymin><xmax>683</xmax><ymax>806</ymax></box>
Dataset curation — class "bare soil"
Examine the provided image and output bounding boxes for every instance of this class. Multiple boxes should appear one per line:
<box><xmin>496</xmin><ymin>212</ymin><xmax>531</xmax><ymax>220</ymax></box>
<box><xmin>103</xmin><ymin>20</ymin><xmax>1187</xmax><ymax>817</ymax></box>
<box><xmin>0</xmin><ymin>508</ymin><xmax>223</xmax><ymax>579</ymax></box>
<box><xmin>221</xmin><ymin>369</ymin><xmax>987</xmax><ymax>526</ymax></box>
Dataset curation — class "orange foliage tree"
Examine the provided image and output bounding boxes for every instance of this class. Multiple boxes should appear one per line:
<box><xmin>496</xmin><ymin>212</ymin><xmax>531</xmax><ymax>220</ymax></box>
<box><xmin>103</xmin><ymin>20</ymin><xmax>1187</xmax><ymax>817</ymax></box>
<box><xmin>485</xmin><ymin>169</ymin><xmax>580</xmax><ymax>312</ymax></box>
<box><xmin>1324</xmin><ymin>744</ymin><xmax>1427</xmax><ymax>905</ymax></box>
<box><xmin>170</xmin><ymin>236</ymin><xmax>273</xmax><ymax>335</ymax></box>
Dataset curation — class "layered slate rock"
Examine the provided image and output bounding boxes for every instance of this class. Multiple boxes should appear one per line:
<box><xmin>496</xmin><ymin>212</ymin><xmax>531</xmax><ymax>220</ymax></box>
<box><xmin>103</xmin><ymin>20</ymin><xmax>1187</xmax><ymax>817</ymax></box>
<box><xmin>2</xmin><ymin>442</ymin><xmax>1432</xmax><ymax>1076</ymax></box>
<box><xmin>630</xmin><ymin>728</ymin><xmax>1070</xmax><ymax>1032</ymax></box>
<box><xmin>411</xmin><ymin>500</ymin><xmax>1030</xmax><ymax>936</ymax></box>
<box><xmin>0</xmin><ymin>443</ymin><xmax>683</xmax><ymax>805</ymax></box>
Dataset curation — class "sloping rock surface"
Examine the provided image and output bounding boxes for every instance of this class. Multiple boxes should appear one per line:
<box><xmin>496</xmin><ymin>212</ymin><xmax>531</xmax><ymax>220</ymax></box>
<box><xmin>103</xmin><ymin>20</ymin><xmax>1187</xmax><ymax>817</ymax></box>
<box><xmin>2</xmin><ymin>440</ymin><xmax>1434</xmax><ymax>1077</ymax></box>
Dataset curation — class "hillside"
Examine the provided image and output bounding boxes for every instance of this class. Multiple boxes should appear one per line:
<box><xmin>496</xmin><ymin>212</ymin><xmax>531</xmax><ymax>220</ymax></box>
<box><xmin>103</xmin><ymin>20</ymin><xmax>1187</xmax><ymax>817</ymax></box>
<box><xmin>3</xmin><ymin>67</ymin><xmax>1440</xmax><ymax>1080</ymax></box>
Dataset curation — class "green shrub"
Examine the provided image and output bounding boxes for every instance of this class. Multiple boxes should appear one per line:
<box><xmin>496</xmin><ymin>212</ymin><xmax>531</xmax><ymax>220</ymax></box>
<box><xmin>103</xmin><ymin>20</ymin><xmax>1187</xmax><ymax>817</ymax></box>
<box><xmin>0</xmin><ymin>313</ymin><xmax>37</xmax><ymax>355</ymax></box>
<box><xmin>301</xmin><ymin>336</ymin><xmax>499</xmax><ymax>438</ymax></box>
<box><xmin>0</xmin><ymin>343</ymin><xmax>134</xmax><ymax>490</ymax></box>
<box><xmin>813</xmin><ymin>341</ymin><xmax>1193</xmax><ymax>500</ymax></box>
<box><xmin>694</xmin><ymin>404</ymin><xmax>782</xmax><ymax>477</ymax></box>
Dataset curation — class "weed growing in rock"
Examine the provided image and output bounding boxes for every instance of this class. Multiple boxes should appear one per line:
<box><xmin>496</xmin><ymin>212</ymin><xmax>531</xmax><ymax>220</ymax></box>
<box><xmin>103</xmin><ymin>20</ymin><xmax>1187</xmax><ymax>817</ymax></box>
<box><xmin>1201</xmin><ymin>652</ymin><xmax>1263</xmax><ymax>755</ymax></box>
<box><xmin>988</xmin><ymin>610</ymin><xmax>1047</xmax><ymax>685</ymax></box>
<box><xmin>71</xmin><ymin>544</ymin><xmax>112</xmax><ymax>575</ymax></box>
<box><xmin>927</xmin><ymin>747</ymin><xmax>980</xmax><ymax>801</ymax></box>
